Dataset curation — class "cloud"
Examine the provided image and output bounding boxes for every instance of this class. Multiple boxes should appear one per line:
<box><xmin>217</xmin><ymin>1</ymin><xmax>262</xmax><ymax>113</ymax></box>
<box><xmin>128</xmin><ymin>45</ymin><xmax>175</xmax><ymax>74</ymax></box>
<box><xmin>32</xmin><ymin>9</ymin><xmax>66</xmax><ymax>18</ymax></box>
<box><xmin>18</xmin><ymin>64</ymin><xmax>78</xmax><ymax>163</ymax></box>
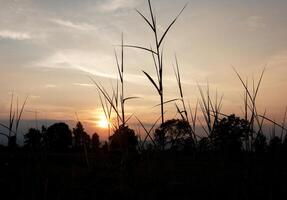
<box><xmin>0</xmin><ymin>30</ymin><xmax>31</xmax><ymax>40</ymax></box>
<box><xmin>33</xmin><ymin>49</ymin><xmax>146</xmax><ymax>84</ymax></box>
<box><xmin>97</xmin><ymin>0</ymin><xmax>138</xmax><ymax>12</ymax></box>
<box><xmin>49</xmin><ymin>19</ymin><xmax>98</xmax><ymax>32</ymax></box>
<box><xmin>45</xmin><ymin>84</ymin><xmax>57</xmax><ymax>88</ymax></box>
<box><xmin>34</xmin><ymin>49</ymin><xmax>116</xmax><ymax>78</ymax></box>
<box><xmin>246</xmin><ymin>16</ymin><xmax>266</xmax><ymax>31</ymax></box>
<box><xmin>73</xmin><ymin>83</ymin><xmax>94</xmax><ymax>87</ymax></box>
<box><xmin>269</xmin><ymin>51</ymin><xmax>287</xmax><ymax>68</ymax></box>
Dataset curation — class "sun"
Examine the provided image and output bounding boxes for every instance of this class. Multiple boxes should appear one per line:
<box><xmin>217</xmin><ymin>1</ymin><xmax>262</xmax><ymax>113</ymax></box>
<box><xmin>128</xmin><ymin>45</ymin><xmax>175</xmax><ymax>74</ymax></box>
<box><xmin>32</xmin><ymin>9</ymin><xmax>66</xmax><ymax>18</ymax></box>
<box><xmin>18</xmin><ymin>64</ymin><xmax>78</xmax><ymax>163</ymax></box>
<box><xmin>96</xmin><ymin>113</ymin><xmax>110</xmax><ymax>129</ymax></box>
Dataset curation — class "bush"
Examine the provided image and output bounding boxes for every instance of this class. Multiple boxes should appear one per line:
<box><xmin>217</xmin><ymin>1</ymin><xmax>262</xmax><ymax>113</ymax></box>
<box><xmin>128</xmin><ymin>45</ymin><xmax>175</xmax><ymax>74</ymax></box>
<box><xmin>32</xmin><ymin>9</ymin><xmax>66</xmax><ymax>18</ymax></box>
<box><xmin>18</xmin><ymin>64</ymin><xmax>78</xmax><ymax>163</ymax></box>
<box><xmin>211</xmin><ymin>114</ymin><xmax>248</xmax><ymax>153</ymax></box>
<box><xmin>109</xmin><ymin>125</ymin><xmax>138</xmax><ymax>152</ymax></box>
<box><xmin>154</xmin><ymin>119</ymin><xmax>192</xmax><ymax>150</ymax></box>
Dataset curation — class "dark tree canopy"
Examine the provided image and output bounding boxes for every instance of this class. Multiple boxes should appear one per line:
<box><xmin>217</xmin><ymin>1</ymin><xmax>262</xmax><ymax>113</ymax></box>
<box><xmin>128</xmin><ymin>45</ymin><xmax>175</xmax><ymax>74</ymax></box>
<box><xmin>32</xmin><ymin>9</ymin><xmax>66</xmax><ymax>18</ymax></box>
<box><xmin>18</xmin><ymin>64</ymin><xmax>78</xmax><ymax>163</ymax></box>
<box><xmin>73</xmin><ymin>122</ymin><xmax>90</xmax><ymax>150</ymax></box>
<box><xmin>254</xmin><ymin>133</ymin><xmax>267</xmax><ymax>153</ymax></box>
<box><xmin>45</xmin><ymin>122</ymin><xmax>72</xmax><ymax>151</ymax></box>
<box><xmin>109</xmin><ymin>125</ymin><xmax>138</xmax><ymax>152</ymax></box>
<box><xmin>24</xmin><ymin>128</ymin><xmax>42</xmax><ymax>150</ymax></box>
<box><xmin>269</xmin><ymin>136</ymin><xmax>282</xmax><ymax>153</ymax></box>
<box><xmin>91</xmin><ymin>132</ymin><xmax>100</xmax><ymax>151</ymax></box>
<box><xmin>154</xmin><ymin>119</ymin><xmax>192</xmax><ymax>150</ymax></box>
<box><xmin>211</xmin><ymin>114</ymin><xmax>249</xmax><ymax>153</ymax></box>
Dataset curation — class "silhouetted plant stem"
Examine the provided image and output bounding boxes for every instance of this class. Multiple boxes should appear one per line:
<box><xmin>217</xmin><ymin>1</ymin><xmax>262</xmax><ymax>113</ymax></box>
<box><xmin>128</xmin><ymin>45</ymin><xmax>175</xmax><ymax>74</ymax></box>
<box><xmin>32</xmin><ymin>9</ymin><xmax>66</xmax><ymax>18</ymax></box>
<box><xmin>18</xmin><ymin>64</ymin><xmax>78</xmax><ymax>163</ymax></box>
<box><xmin>233</xmin><ymin>67</ymin><xmax>265</xmax><ymax>151</ymax></box>
<box><xmin>126</xmin><ymin>0</ymin><xmax>187</xmax><ymax>126</ymax></box>
<box><xmin>0</xmin><ymin>93</ymin><xmax>28</xmax><ymax>147</ymax></box>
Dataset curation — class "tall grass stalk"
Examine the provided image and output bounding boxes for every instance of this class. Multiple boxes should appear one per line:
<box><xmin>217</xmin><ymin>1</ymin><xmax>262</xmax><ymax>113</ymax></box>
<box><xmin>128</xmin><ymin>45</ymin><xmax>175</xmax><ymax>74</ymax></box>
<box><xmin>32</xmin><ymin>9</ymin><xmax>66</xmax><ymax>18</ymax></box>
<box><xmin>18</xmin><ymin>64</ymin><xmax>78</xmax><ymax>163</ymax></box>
<box><xmin>0</xmin><ymin>93</ymin><xmax>28</xmax><ymax>146</ymax></box>
<box><xmin>90</xmin><ymin>35</ymin><xmax>138</xmax><ymax>133</ymax></box>
<box><xmin>173</xmin><ymin>55</ymin><xmax>198</xmax><ymax>142</ymax></box>
<box><xmin>197</xmin><ymin>83</ymin><xmax>223</xmax><ymax>137</ymax></box>
<box><xmin>125</xmin><ymin>0</ymin><xmax>187</xmax><ymax>124</ymax></box>
<box><xmin>136</xmin><ymin>116</ymin><xmax>160</xmax><ymax>150</ymax></box>
<box><xmin>233</xmin><ymin>67</ymin><xmax>265</xmax><ymax>151</ymax></box>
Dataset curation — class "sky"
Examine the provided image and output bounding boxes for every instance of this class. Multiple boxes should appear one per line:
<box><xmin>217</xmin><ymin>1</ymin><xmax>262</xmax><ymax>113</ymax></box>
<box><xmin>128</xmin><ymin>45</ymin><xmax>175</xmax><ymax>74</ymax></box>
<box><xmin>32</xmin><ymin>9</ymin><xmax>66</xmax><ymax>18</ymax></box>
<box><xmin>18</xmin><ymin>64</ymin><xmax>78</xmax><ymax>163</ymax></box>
<box><xmin>1</xmin><ymin>0</ymin><xmax>287</xmax><ymax>141</ymax></box>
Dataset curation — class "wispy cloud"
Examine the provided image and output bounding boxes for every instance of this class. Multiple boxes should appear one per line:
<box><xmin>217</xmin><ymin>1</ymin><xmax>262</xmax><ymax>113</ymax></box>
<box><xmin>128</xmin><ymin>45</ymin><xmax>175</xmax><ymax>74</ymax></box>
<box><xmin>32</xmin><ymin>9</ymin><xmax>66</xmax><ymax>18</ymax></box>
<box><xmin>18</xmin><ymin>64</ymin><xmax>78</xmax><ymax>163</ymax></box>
<box><xmin>0</xmin><ymin>30</ymin><xmax>31</xmax><ymax>40</ymax></box>
<box><xmin>49</xmin><ymin>19</ymin><xmax>98</xmax><ymax>32</ymax></box>
<box><xmin>45</xmin><ymin>84</ymin><xmax>57</xmax><ymax>88</ymax></box>
<box><xmin>269</xmin><ymin>51</ymin><xmax>287</xmax><ymax>68</ymax></box>
<box><xmin>73</xmin><ymin>83</ymin><xmax>94</xmax><ymax>87</ymax></box>
<box><xmin>246</xmin><ymin>16</ymin><xmax>266</xmax><ymax>31</ymax></box>
<box><xmin>33</xmin><ymin>49</ymin><xmax>146</xmax><ymax>84</ymax></box>
<box><xmin>97</xmin><ymin>0</ymin><xmax>138</xmax><ymax>12</ymax></box>
<box><xmin>34</xmin><ymin>50</ymin><xmax>115</xmax><ymax>78</ymax></box>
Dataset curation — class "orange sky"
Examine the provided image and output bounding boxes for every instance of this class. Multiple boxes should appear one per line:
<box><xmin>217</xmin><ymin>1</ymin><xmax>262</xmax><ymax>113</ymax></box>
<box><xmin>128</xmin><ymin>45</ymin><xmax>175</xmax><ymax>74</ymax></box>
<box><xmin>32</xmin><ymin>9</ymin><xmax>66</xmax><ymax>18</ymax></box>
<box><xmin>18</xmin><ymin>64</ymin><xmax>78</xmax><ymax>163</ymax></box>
<box><xmin>1</xmin><ymin>0</ymin><xmax>287</xmax><ymax>141</ymax></box>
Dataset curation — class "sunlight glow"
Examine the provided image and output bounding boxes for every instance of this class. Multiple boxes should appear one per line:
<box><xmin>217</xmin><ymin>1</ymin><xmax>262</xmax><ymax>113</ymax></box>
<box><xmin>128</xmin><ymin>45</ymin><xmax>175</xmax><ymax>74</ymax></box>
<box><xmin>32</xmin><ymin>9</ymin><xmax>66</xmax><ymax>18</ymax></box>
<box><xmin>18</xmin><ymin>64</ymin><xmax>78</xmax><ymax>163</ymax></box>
<box><xmin>96</xmin><ymin>113</ymin><xmax>110</xmax><ymax>129</ymax></box>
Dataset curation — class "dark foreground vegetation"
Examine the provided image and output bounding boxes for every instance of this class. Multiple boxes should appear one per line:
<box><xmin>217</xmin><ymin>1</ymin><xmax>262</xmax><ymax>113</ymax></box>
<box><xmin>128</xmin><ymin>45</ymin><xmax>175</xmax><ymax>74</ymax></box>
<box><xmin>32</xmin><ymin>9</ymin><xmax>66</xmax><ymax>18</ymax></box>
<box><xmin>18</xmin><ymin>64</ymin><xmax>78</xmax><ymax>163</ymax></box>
<box><xmin>1</xmin><ymin>118</ymin><xmax>287</xmax><ymax>200</ymax></box>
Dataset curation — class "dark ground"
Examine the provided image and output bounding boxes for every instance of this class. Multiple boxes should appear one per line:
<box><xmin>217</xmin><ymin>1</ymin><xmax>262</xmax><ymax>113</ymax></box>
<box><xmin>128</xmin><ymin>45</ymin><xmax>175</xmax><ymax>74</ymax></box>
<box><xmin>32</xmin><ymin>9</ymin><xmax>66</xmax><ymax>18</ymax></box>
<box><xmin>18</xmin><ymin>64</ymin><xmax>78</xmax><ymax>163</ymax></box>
<box><xmin>0</xmin><ymin>150</ymin><xmax>286</xmax><ymax>200</ymax></box>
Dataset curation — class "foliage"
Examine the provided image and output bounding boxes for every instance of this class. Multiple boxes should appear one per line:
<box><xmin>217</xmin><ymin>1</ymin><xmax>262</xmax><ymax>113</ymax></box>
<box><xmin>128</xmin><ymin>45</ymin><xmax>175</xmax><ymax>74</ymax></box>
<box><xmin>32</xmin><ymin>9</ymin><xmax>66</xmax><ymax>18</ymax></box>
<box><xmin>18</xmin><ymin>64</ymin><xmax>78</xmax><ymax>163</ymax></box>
<box><xmin>211</xmin><ymin>114</ymin><xmax>249</xmax><ymax>153</ymax></box>
<box><xmin>24</xmin><ymin>128</ymin><xmax>42</xmax><ymax>150</ymax></box>
<box><xmin>268</xmin><ymin>136</ymin><xmax>282</xmax><ymax>153</ymax></box>
<box><xmin>91</xmin><ymin>132</ymin><xmax>100</xmax><ymax>151</ymax></box>
<box><xmin>73</xmin><ymin>122</ymin><xmax>90</xmax><ymax>150</ymax></box>
<box><xmin>44</xmin><ymin>122</ymin><xmax>72</xmax><ymax>151</ymax></box>
<box><xmin>109</xmin><ymin>125</ymin><xmax>138</xmax><ymax>152</ymax></box>
<box><xmin>128</xmin><ymin>0</ymin><xmax>187</xmax><ymax>124</ymax></box>
<box><xmin>154</xmin><ymin>119</ymin><xmax>192</xmax><ymax>150</ymax></box>
<box><xmin>254</xmin><ymin>133</ymin><xmax>267</xmax><ymax>153</ymax></box>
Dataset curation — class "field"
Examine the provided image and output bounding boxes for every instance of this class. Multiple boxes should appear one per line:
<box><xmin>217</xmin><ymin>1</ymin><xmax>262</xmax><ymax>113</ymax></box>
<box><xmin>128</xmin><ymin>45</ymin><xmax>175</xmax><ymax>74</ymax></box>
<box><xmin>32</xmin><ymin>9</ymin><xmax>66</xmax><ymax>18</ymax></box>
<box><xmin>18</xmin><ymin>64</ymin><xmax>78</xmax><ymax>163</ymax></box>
<box><xmin>1</xmin><ymin>149</ymin><xmax>287</xmax><ymax>200</ymax></box>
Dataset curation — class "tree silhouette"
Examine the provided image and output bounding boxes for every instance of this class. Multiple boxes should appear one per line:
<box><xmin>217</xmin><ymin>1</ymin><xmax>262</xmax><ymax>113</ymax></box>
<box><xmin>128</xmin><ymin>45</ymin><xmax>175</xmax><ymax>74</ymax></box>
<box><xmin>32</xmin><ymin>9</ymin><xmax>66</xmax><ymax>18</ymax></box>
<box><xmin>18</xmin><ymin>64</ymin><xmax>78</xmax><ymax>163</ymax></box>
<box><xmin>91</xmin><ymin>132</ymin><xmax>100</xmax><ymax>151</ymax></box>
<box><xmin>211</xmin><ymin>114</ymin><xmax>248</xmax><ymax>153</ymax></box>
<box><xmin>73</xmin><ymin>122</ymin><xmax>90</xmax><ymax>150</ymax></box>
<box><xmin>154</xmin><ymin>119</ymin><xmax>192</xmax><ymax>150</ymax></box>
<box><xmin>109</xmin><ymin>125</ymin><xmax>138</xmax><ymax>152</ymax></box>
<box><xmin>254</xmin><ymin>133</ymin><xmax>267</xmax><ymax>153</ymax></box>
<box><xmin>282</xmin><ymin>135</ymin><xmax>287</xmax><ymax>153</ymax></box>
<box><xmin>197</xmin><ymin>137</ymin><xmax>211</xmax><ymax>152</ymax></box>
<box><xmin>24</xmin><ymin>128</ymin><xmax>42</xmax><ymax>150</ymax></box>
<box><xmin>7</xmin><ymin>135</ymin><xmax>17</xmax><ymax>148</ymax></box>
<box><xmin>268</xmin><ymin>136</ymin><xmax>282</xmax><ymax>153</ymax></box>
<box><xmin>44</xmin><ymin>122</ymin><xmax>72</xmax><ymax>151</ymax></box>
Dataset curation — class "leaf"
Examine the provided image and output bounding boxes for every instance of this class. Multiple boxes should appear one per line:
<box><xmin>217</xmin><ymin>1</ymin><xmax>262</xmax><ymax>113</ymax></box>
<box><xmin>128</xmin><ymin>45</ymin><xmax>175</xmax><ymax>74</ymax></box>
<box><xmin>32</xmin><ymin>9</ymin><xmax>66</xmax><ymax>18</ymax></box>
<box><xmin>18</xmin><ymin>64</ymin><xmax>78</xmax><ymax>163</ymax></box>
<box><xmin>136</xmin><ymin>9</ymin><xmax>154</xmax><ymax>31</ymax></box>
<box><xmin>0</xmin><ymin>132</ymin><xmax>9</xmax><ymax>138</ymax></box>
<box><xmin>0</xmin><ymin>122</ymin><xmax>17</xmax><ymax>135</ymax></box>
<box><xmin>232</xmin><ymin>66</ymin><xmax>254</xmax><ymax>103</ymax></box>
<box><xmin>135</xmin><ymin>116</ymin><xmax>159</xmax><ymax>147</ymax></box>
<box><xmin>114</xmin><ymin>50</ymin><xmax>123</xmax><ymax>82</ymax></box>
<box><xmin>153</xmin><ymin>98</ymin><xmax>181</xmax><ymax>107</ymax></box>
<box><xmin>150</xmin><ymin>45</ymin><xmax>160</xmax><ymax>80</ymax></box>
<box><xmin>158</xmin><ymin>3</ymin><xmax>188</xmax><ymax>47</ymax></box>
<box><xmin>253</xmin><ymin>67</ymin><xmax>265</xmax><ymax>101</ymax></box>
<box><xmin>121</xmin><ymin>33</ymin><xmax>124</xmax><ymax>74</ymax></box>
<box><xmin>142</xmin><ymin>70</ymin><xmax>160</xmax><ymax>94</ymax></box>
<box><xmin>89</xmin><ymin>77</ymin><xmax>123</xmax><ymax>122</ymax></box>
<box><xmin>148</xmin><ymin>0</ymin><xmax>155</xmax><ymax>27</ymax></box>
<box><xmin>174</xmin><ymin>55</ymin><xmax>183</xmax><ymax>98</ymax></box>
<box><xmin>125</xmin><ymin>113</ymin><xmax>134</xmax><ymax>124</ymax></box>
<box><xmin>175</xmin><ymin>103</ymin><xmax>185</xmax><ymax>120</ymax></box>
<box><xmin>15</xmin><ymin>96</ymin><xmax>29</xmax><ymax>133</ymax></box>
<box><xmin>123</xmin><ymin>96</ymin><xmax>140</xmax><ymax>103</ymax></box>
<box><xmin>98</xmin><ymin>92</ymin><xmax>108</xmax><ymax>120</ymax></box>
<box><xmin>123</xmin><ymin>45</ymin><xmax>157</xmax><ymax>55</ymax></box>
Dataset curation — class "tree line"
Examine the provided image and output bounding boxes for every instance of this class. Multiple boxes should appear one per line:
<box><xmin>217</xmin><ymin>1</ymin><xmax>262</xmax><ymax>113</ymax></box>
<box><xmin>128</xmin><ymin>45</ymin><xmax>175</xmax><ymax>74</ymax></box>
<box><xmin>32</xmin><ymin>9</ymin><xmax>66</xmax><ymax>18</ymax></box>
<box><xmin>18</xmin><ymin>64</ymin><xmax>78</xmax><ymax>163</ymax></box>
<box><xmin>23</xmin><ymin>122</ymin><xmax>101</xmax><ymax>152</ymax></box>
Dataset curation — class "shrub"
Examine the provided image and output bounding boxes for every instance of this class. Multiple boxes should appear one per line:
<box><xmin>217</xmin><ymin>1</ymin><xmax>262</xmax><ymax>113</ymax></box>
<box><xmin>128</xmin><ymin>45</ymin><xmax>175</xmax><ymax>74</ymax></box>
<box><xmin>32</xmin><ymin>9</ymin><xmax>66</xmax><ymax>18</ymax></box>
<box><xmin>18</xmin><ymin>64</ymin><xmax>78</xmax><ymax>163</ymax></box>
<box><xmin>154</xmin><ymin>119</ymin><xmax>192</xmax><ymax>150</ymax></box>
<box><xmin>109</xmin><ymin>125</ymin><xmax>138</xmax><ymax>152</ymax></box>
<box><xmin>211</xmin><ymin>114</ymin><xmax>249</xmax><ymax>153</ymax></box>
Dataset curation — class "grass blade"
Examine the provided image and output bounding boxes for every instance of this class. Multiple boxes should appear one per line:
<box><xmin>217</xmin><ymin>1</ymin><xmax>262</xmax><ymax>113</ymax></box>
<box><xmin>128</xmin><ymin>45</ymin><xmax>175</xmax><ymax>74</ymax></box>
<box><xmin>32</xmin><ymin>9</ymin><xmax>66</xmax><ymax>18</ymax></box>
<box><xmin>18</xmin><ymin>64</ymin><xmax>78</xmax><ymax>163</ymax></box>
<box><xmin>142</xmin><ymin>70</ymin><xmax>160</xmax><ymax>94</ymax></box>
<box><xmin>123</xmin><ymin>45</ymin><xmax>157</xmax><ymax>55</ymax></box>
<box><xmin>158</xmin><ymin>3</ymin><xmax>188</xmax><ymax>47</ymax></box>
